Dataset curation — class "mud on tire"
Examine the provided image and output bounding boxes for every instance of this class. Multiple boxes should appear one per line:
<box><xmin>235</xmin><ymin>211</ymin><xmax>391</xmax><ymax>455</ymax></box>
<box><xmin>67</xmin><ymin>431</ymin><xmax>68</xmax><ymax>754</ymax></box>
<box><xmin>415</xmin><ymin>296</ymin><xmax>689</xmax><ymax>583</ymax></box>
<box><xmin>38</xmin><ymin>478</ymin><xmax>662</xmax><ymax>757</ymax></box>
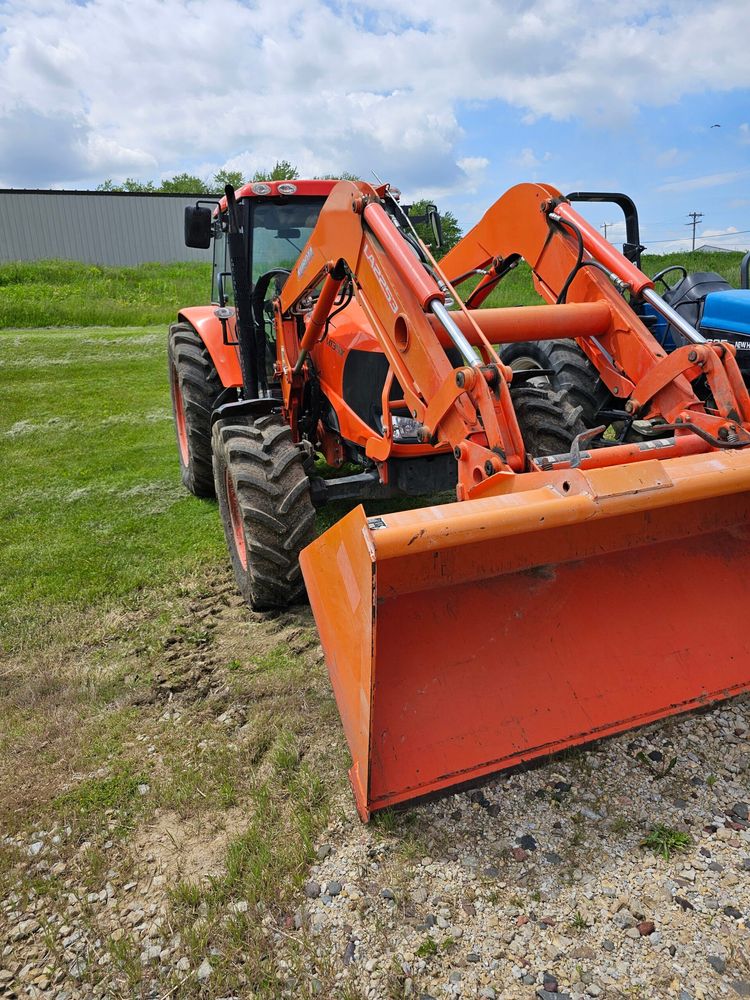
<box><xmin>212</xmin><ymin>414</ymin><xmax>316</xmax><ymax>610</ymax></box>
<box><xmin>510</xmin><ymin>384</ymin><xmax>587</xmax><ymax>461</ymax></box>
<box><xmin>168</xmin><ymin>322</ymin><xmax>223</xmax><ymax>497</ymax></box>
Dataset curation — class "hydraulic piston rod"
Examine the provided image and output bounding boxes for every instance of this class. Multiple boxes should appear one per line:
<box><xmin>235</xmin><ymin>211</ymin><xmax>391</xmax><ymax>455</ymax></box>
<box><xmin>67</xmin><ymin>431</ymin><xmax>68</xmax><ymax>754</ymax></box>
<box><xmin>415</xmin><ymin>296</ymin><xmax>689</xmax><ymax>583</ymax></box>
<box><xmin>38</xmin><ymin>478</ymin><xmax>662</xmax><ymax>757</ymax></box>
<box><xmin>641</xmin><ymin>287</ymin><xmax>707</xmax><ymax>346</ymax></box>
<box><xmin>430</xmin><ymin>299</ymin><xmax>482</xmax><ymax>367</ymax></box>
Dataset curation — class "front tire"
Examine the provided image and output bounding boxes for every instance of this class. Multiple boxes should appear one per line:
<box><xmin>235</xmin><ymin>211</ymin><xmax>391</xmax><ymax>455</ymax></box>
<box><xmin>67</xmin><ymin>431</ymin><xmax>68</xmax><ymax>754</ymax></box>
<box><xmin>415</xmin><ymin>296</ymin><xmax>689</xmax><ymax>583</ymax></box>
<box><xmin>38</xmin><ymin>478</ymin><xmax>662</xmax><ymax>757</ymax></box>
<box><xmin>168</xmin><ymin>322</ymin><xmax>223</xmax><ymax>498</ymax></box>
<box><xmin>212</xmin><ymin>415</ymin><xmax>316</xmax><ymax>610</ymax></box>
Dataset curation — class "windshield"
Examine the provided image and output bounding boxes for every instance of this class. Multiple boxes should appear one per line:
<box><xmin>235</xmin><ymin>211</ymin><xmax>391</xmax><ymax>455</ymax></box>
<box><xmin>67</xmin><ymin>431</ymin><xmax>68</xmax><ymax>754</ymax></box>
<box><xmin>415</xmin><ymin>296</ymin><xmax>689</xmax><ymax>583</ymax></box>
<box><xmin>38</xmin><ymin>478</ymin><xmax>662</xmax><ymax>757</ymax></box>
<box><xmin>250</xmin><ymin>198</ymin><xmax>326</xmax><ymax>283</ymax></box>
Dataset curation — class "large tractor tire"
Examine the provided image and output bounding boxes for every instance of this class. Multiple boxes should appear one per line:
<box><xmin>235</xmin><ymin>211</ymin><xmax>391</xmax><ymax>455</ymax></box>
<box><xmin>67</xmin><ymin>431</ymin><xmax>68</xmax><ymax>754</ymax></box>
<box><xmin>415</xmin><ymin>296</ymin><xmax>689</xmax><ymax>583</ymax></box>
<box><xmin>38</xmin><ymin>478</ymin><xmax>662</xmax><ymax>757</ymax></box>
<box><xmin>168</xmin><ymin>322</ymin><xmax>223</xmax><ymax>498</ymax></box>
<box><xmin>501</xmin><ymin>339</ymin><xmax>610</xmax><ymax>426</ymax></box>
<box><xmin>510</xmin><ymin>384</ymin><xmax>587</xmax><ymax>460</ymax></box>
<box><xmin>212</xmin><ymin>414</ymin><xmax>316</xmax><ymax>610</ymax></box>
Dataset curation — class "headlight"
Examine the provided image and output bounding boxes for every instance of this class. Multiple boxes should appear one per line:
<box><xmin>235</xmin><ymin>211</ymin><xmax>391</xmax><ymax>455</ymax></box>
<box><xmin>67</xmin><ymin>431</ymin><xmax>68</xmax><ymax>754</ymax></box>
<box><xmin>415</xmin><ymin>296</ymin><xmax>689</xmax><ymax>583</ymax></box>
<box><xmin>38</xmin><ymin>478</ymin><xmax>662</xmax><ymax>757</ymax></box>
<box><xmin>382</xmin><ymin>415</ymin><xmax>422</xmax><ymax>441</ymax></box>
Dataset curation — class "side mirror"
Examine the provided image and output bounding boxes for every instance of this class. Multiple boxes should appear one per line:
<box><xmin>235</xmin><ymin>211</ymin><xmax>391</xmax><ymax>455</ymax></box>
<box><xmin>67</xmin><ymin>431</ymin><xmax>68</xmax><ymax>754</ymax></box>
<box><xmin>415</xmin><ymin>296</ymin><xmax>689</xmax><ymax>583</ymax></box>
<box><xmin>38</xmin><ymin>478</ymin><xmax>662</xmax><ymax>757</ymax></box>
<box><xmin>184</xmin><ymin>205</ymin><xmax>212</xmax><ymax>249</ymax></box>
<box><xmin>425</xmin><ymin>204</ymin><xmax>443</xmax><ymax>250</ymax></box>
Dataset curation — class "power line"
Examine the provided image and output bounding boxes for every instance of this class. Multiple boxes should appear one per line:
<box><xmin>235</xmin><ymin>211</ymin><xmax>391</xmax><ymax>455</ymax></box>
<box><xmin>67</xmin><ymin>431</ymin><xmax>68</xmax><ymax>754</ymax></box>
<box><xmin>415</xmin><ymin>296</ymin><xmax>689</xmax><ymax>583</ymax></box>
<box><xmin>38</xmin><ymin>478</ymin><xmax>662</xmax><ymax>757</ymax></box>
<box><xmin>686</xmin><ymin>211</ymin><xmax>704</xmax><ymax>252</ymax></box>
<box><xmin>642</xmin><ymin>228</ymin><xmax>750</xmax><ymax>245</ymax></box>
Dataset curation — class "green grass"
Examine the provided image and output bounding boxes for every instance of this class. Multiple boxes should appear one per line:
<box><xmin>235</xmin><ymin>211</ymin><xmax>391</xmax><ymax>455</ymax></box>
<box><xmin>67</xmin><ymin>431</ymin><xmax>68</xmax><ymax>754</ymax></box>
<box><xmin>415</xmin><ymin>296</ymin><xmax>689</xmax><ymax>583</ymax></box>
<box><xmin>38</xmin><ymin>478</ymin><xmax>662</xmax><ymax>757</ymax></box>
<box><xmin>641</xmin><ymin>250</ymin><xmax>746</xmax><ymax>288</ymax></box>
<box><xmin>53</xmin><ymin>762</ymin><xmax>147</xmax><ymax>822</ymax></box>
<box><xmin>1</xmin><ymin>250</ymin><xmax>744</xmax><ymax>330</ymax></box>
<box><xmin>452</xmin><ymin>250</ymin><xmax>747</xmax><ymax>309</ymax></box>
<box><xmin>0</xmin><ymin>260</ymin><xmax>210</xmax><ymax>328</ymax></box>
<box><xmin>416</xmin><ymin>937</ymin><xmax>438</xmax><ymax>958</ymax></box>
<box><xmin>641</xmin><ymin>824</ymin><xmax>692</xmax><ymax>860</ymax></box>
<box><xmin>0</xmin><ymin>324</ymin><xmax>226</xmax><ymax>650</ymax></box>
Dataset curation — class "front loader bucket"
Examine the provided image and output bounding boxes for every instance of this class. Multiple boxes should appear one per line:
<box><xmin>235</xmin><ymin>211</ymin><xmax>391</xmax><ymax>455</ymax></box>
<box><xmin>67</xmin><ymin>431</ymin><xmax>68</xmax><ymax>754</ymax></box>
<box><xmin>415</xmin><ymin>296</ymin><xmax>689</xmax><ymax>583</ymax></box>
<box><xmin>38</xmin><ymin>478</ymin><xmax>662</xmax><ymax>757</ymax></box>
<box><xmin>301</xmin><ymin>451</ymin><xmax>750</xmax><ymax>820</ymax></box>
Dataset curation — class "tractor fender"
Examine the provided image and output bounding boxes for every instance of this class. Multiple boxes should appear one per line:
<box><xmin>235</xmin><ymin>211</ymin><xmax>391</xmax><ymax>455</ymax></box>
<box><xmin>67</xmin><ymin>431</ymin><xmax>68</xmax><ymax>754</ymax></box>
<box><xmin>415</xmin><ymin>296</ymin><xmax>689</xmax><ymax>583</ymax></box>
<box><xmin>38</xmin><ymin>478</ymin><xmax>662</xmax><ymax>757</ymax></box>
<box><xmin>177</xmin><ymin>306</ymin><xmax>243</xmax><ymax>388</ymax></box>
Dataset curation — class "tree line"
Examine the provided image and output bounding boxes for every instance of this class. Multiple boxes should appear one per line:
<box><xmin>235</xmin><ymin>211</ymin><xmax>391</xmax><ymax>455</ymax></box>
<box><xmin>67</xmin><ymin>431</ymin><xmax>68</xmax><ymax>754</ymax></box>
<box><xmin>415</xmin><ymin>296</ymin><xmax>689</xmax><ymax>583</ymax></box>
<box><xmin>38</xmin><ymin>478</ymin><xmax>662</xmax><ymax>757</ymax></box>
<box><xmin>97</xmin><ymin>160</ymin><xmax>461</xmax><ymax>254</ymax></box>
<box><xmin>99</xmin><ymin>160</ymin><xmax>313</xmax><ymax>194</ymax></box>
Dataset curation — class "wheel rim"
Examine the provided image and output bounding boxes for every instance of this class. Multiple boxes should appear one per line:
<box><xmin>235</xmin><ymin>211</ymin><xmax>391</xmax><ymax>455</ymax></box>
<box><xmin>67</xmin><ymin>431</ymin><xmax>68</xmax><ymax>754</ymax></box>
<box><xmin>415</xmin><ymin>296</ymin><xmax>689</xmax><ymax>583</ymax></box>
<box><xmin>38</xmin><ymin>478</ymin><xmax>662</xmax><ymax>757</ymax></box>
<box><xmin>171</xmin><ymin>364</ymin><xmax>189</xmax><ymax>466</ymax></box>
<box><xmin>509</xmin><ymin>356</ymin><xmax>549</xmax><ymax>388</ymax></box>
<box><xmin>225</xmin><ymin>469</ymin><xmax>248</xmax><ymax>570</ymax></box>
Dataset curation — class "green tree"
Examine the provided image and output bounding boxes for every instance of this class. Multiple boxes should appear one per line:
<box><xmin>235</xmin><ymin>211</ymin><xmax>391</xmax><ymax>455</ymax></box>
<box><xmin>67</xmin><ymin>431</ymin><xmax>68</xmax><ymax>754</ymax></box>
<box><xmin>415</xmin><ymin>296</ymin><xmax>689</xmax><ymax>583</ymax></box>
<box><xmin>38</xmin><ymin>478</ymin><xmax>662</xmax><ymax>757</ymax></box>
<box><xmin>314</xmin><ymin>171</ymin><xmax>362</xmax><ymax>181</ymax></box>
<box><xmin>96</xmin><ymin>177</ymin><xmax>156</xmax><ymax>192</ymax></box>
<box><xmin>159</xmin><ymin>172</ymin><xmax>208</xmax><ymax>194</ymax></box>
<box><xmin>407</xmin><ymin>199</ymin><xmax>462</xmax><ymax>258</ymax></box>
<box><xmin>212</xmin><ymin>169</ymin><xmax>245</xmax><ymax>192</ymax></box>
<box><xmin>252</xmin><ymin>159</ymin><xmax>299</xmax><ymax>181</ymax></box>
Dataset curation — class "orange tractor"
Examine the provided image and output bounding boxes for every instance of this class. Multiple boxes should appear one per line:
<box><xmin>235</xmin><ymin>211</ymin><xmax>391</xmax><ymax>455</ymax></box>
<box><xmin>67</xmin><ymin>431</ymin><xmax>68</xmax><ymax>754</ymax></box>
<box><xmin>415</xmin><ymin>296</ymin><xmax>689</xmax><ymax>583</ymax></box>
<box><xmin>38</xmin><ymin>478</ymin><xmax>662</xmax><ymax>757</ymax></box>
<box><xmin>170</xmin><ymin>178</ymin><xmax>750</xmax><ymax>820</ymax></box>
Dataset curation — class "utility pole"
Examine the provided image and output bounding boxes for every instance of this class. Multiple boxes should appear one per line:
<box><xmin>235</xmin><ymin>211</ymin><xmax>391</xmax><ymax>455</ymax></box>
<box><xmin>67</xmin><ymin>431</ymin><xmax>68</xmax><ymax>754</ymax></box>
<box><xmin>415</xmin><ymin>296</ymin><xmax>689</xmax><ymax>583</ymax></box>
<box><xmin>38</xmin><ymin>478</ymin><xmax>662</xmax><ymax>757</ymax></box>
<box><xmin>600</xmin><ymin>222</ymin><xmax>611</xmax><ymax>241</ymax></box>
<box><xmin>686</xmin><ymin>211</ymin><xmax>704</xmax><ymax>252</ymax></box>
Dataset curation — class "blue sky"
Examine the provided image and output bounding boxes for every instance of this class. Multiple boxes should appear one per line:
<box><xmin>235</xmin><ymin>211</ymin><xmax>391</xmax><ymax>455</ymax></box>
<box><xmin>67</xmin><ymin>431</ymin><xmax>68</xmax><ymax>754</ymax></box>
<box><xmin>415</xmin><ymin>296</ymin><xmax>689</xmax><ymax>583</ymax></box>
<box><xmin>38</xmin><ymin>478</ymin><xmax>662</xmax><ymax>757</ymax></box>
<box><xmin>0</xmin><ymin>0</ymin><xmax>748</xmax><ymax>254</ymax></box>
<box><xmin>451</xmin><ymin>89</ymin><xmax>750</xmax><ymax>253</ymax></box>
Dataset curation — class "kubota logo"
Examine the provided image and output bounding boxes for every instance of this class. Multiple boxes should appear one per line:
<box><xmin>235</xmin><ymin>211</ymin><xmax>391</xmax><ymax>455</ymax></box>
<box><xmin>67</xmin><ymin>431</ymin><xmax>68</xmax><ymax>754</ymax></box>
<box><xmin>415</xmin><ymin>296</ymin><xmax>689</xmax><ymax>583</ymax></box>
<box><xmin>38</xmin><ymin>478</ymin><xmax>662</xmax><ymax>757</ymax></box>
<box><xmin>297</xmin><ymin>247</ymin><xmax>313</xmax><ymax>279</ymax></box>
<box><xmin>364</xmin><ymin>241</ymin><xmax>398</xmax><ymax>314</ymax></box>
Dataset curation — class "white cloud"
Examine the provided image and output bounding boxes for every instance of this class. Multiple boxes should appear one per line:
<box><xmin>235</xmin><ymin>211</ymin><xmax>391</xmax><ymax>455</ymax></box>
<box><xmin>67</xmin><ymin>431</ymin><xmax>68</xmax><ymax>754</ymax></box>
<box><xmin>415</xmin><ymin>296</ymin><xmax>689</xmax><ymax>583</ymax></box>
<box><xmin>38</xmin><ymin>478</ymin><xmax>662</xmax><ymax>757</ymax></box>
<box><xmin>740</xmin><ymin>123</ymin><xmax>750</xmax><ymax>145</ymax></box>
<box><xmin>515</xmin><ymin>148</ymin><xmax>540</xmax><ymax>170</ymax></box>
<box><xmin>657</xmin><ymin>170</ymin><xmax>750</xmax><ymax>193</ymax></box>
<box><xmin>646</xmin><ymin>226</ymin><xmax>750</xmax><ymax>254</ymax></box>
<box><xmin>0</xmin><ymin>0</ymin><xmax>749</xmax><ymax>193</ymax></box>
<box><xmin>513</xmin><ymin>148</ymin><xmax>552</xmax><ymax>170</ymax></box>
<box><xmin>655</xmin><ymin>148</ymin><xmax>682</xmax><ymax>168</ymax></box>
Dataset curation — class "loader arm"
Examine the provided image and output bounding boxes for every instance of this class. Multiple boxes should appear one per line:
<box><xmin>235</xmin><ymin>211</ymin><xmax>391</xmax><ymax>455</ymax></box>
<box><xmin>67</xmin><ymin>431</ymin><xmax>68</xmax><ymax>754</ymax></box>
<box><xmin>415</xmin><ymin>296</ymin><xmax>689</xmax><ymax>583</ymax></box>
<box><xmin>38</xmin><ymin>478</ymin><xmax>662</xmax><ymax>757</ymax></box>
<box><xmin>278</xmin><ymin>180</ymin><xmax>750</xmax><ymax>822</ymax></box>
<box><xmin>276</xmin><ymin>180</ymin><xmax>527</xmax><ymax>495</ymax></box>
<box><xmin>440</xmin><ymin>183</ymin><xmax>750</xmax><ymax>437</ymax></box>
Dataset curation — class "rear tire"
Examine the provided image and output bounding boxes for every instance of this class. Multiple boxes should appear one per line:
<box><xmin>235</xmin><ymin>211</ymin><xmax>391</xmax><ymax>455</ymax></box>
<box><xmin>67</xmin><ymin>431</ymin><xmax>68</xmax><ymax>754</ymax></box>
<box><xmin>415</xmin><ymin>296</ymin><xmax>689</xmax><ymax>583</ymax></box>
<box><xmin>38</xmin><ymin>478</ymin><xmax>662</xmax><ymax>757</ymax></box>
<box><xmin>511</xmin><ymin>384</ymin><xmax>587</xmax><ymax>461</ymax></box>
<box><xmin>168</xmin><ymin>322</ymin><xmax>223</xmax><ymax>498</ymax></box>
<box><xmin>502</xmin><ymin>339</ymin><xmax>610</xmax><ymax>426</ymax></box>
<box><xmin>212</xmin><ymin>415</ymin><xmax>316</xmax><ymax>610</ymax></box>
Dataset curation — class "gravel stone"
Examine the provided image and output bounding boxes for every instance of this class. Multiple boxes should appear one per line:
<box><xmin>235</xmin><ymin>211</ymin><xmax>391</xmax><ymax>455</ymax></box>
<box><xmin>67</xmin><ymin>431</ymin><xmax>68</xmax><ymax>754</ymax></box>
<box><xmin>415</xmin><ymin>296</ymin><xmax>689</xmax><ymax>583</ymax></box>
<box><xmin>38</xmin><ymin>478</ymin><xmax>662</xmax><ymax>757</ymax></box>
<box><xmin>303</xmin><ymin>881</ymin><xmax>320</xmax><ymax>899</ymax></box>
<box><xmin>343</xmin><ymin>938</ymin><xmax>355</xmax><ymax>966</ymax></box>
<box><xmin>326</xmin><ymin>880</ymin><xmax>342</xmax><ymax>896</ymax></box>
<box><xmin>708</xmin><ymin>955</ymin><xmax>727</xmax><ymax>974</ymax></box>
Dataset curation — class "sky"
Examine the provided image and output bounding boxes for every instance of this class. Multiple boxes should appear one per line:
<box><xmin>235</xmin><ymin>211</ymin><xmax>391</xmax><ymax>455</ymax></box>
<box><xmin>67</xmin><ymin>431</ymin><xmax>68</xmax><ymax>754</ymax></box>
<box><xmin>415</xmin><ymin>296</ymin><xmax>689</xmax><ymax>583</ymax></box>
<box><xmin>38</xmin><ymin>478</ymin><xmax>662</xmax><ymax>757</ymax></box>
<box><xmin>1</xmin><ymin>0</ymin><xmax>749</xmax><ymax>254</ymax></box>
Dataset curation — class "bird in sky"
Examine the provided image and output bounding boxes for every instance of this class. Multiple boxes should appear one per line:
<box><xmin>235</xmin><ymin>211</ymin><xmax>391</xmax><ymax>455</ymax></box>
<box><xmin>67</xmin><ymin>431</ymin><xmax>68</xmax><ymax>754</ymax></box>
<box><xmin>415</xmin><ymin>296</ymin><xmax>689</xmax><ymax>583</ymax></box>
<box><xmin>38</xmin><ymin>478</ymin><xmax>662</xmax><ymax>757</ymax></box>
<box><xmin>711</xmin><ymin>123</ymin><xmax>721</xmax><ymax>128</ymax></box>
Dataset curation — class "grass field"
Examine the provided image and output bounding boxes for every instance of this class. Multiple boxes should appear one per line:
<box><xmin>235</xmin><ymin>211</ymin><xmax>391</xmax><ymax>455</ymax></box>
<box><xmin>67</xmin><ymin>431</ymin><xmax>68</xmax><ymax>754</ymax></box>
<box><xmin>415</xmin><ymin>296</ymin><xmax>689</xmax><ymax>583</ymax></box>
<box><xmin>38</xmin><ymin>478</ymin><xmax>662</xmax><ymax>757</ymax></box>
<box><xmin>0</xmin><ymin>322</ymin><xmax>351</xmax><ymax>996</ymax></box>
<box><xmin>1</xmin><ymin>250</ymin><xmax>745</xmax><ymax>328</ymax></box>
<box><xmin>1</xmin><ymin>325</ymin><xmax>225</xmax><ymax>650</ymax></box>
<box><xmin>0</xmin><ymin>260</ymin><xmax>210</xmax><ymax>328</ymax></box>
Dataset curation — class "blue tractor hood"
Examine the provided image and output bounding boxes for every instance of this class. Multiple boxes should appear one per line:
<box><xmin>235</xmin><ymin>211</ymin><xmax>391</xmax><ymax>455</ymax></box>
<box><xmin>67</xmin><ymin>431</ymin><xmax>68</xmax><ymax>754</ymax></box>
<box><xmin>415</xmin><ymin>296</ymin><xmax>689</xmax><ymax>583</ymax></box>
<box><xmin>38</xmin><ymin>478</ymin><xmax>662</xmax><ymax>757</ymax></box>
<box><xmin>700</xmin><ymin>290</ymin><xmax>750</xmax><ymax>376</ymax></box>
<box><xmin>700</xmin><ymin>290</ymin><xmax>750</xmax><ymax>338</ymax></box>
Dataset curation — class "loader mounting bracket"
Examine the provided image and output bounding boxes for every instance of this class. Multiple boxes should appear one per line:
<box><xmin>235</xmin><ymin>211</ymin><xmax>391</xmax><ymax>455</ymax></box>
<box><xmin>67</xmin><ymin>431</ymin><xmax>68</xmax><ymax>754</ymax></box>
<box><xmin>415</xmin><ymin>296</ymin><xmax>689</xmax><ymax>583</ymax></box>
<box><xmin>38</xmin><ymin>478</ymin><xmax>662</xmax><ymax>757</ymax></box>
<box><xmin>209</xmin><ymin>397</ymin><xmax>280</xmax><ymax>428</ymax></box>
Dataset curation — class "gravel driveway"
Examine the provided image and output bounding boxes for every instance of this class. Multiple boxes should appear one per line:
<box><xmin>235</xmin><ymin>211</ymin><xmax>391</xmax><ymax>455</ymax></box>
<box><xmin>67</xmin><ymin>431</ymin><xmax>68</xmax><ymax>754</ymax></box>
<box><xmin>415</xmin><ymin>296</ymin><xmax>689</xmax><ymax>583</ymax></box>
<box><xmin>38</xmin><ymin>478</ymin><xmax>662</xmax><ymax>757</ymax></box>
<box><xmin>284</xmin><ymin>696</ymin><xmax>750</xmax><ymax>1000</ymax></box>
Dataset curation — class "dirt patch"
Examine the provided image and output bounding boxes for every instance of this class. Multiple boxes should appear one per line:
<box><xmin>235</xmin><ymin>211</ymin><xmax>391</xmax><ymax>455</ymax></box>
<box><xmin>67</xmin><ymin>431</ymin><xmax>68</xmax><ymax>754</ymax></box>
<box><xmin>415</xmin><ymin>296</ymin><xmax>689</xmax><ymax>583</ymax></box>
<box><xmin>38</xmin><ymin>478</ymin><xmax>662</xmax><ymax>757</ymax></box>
<box><xmin>131</xmin><ymin>806</ymin><xmax>248</xmax><ymax>884</ymax></box>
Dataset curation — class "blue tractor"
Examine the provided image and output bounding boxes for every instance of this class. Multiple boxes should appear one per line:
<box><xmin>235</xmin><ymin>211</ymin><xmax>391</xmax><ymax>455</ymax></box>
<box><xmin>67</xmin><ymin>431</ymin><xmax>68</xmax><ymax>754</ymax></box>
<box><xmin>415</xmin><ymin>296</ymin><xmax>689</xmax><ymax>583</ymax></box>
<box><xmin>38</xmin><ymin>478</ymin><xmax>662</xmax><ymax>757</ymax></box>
<box><xmin>644</xmin><ymin>263</ymin><xmax>750</xmax><ymax>374</ymax></box>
